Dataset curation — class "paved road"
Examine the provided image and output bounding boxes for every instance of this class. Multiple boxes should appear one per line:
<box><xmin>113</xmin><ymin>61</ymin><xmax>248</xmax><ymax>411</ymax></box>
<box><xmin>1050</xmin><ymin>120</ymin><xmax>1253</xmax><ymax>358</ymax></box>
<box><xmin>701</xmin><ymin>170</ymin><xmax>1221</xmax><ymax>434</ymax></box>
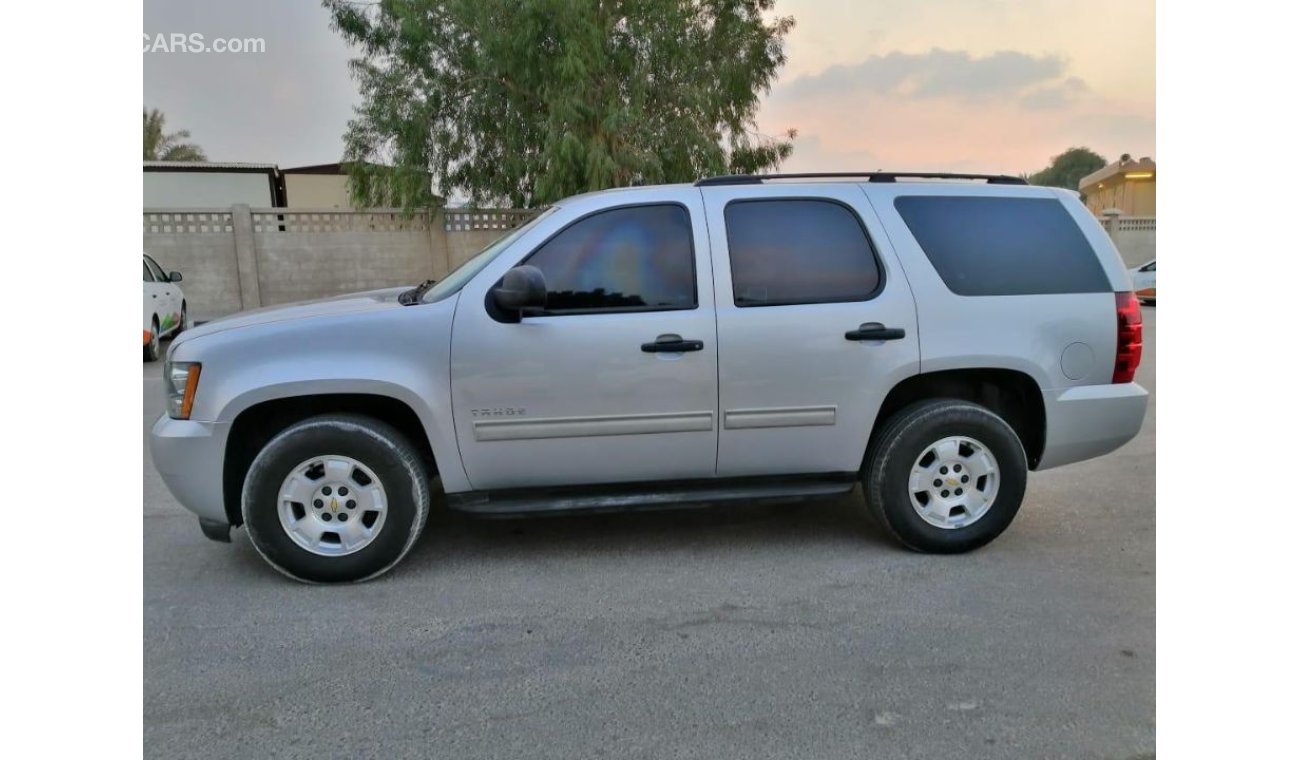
<box><xmin>144</xmin><ymin>308</ymin><xmax>1155</xmax><ymax>759</ymax></box>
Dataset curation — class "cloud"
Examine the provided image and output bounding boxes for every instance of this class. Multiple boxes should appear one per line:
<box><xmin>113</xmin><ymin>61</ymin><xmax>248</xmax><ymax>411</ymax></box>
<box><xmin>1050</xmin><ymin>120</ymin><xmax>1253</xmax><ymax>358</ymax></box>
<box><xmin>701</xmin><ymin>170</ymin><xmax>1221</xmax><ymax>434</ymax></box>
<box><xmin>1067</xmin><ymin>111</ymin><xmax>1157</xmax><ymax>149</ymax></box>
<box><xmin>1020</xmin><ymin>76</ymin><xmax>1090</xmax><ymax>110</ymax></box>
<box><xmin>757</xmin><ymin>71</ymin><xmax>1152</xmax><ymax>177</ymax></box>
<box><xmin>779</xmin><ymin>48</ymin><xmax>1071</xmax><ymax>103</ymax></box>
<box><xmin>784</xmin><ymin>133</ymin><xmax>885</xmax><ymax>172</ymax></box>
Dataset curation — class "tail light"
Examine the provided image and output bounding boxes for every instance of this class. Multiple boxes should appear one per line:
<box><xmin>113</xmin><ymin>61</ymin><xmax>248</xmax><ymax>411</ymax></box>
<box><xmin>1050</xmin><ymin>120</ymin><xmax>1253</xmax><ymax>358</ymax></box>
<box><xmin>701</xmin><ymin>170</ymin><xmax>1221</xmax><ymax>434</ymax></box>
<box><xmin>1113</xmin><ymin>292</ymin><xmax>1143</xmax><ymax>383</ymax></box>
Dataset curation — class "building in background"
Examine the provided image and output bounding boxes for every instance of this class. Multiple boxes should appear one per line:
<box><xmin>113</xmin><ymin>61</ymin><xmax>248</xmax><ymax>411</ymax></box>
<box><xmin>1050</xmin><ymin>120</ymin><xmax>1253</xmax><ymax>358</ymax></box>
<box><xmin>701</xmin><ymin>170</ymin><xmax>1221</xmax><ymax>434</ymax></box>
<box><xmin>143</xmin><ymin>162</ymin><xmax>284</xmax><ymax>208</ymax></box>
<box><xmin>281</xmin><ymin>163</ymin><xmax>356</xmax><ymax>208</ymax></box>
<box><xmin>282</xmin><ymin>162</ymin><xmax>440</xmax><ymax>208</ymax></box>
<box><xmin>1077</xmin><ymin>155</ymin><xmax>1156</xmax><ymax>216</ymax></box>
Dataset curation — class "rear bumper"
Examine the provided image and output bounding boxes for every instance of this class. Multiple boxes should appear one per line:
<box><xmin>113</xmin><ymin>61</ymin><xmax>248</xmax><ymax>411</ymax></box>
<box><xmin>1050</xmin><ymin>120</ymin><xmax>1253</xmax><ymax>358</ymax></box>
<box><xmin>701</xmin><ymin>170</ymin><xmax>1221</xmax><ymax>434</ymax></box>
<box><xmin>1036</xmin><ymin>382</ymin><xmax>1148</xmax><ymax>470</ymax></box>
<box><xmin>149</xmin><ymin>413</ymin><xmax>230</xmax><ymax>523</ymax></box>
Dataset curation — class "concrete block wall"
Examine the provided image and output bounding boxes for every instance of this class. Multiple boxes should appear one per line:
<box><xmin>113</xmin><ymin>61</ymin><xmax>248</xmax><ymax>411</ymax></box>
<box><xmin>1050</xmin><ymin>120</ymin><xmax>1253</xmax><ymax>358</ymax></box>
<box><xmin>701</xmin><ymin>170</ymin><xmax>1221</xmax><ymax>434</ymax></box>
<box><xmin>1101</xmin><ymin>213</ymin><xmax>1157</xmax><ymax>269</ymax></box>
<box><xmin>1112</xmin><ymin>229</ymin><xmax>1156</xmax><ymax>269</ymax></box>
<box><xmin>447</xmin><ymin>228</ymin><xmax>513</xmax><ymax>269</ymax></box>
<box><xmin>254</xmin><ymin>230</ymin><xmax>441</xmax><ymax>306</ymax></box>
<box><xmin>444</xmin><ymin>209</ymin><xmax>537</xmax><ymax>269</ymax></box>
<box><xmin>144</xmin><ymin>206</ymin><xmax>533</xmax><ymax>321</ymax></box>
<box><xmin>144</xmin><ymin>235</ymin><xmax>244</xmax><ymax>317</ymax></box>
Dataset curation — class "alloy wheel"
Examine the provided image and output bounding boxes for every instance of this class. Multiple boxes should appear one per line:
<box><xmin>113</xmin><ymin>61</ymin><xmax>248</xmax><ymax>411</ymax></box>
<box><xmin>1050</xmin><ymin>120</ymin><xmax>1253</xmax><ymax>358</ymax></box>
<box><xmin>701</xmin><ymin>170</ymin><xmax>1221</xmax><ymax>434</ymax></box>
<box><xmin>277</xmin><ymin>455</ymin><xmax>389</xmax><ymax>556</ymax></box>
<box><xmin>906</xmin><ymin>435</ymin><xmax>1000</xmax><ymax>529</ymax></box>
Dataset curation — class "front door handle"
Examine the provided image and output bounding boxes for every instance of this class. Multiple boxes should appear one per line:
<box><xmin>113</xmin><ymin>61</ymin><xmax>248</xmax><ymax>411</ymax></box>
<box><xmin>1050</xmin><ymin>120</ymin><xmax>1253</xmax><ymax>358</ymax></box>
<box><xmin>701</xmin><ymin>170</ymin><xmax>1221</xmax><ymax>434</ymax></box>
<box><xmin>845</xmin><ymin>322</ymin><xmax>906</xmax><ymax>341</ymax></box>
<box><xmin>642</xmin><ymin>334</ymin><xmax>704</xmax><ymax>353</ymax></box>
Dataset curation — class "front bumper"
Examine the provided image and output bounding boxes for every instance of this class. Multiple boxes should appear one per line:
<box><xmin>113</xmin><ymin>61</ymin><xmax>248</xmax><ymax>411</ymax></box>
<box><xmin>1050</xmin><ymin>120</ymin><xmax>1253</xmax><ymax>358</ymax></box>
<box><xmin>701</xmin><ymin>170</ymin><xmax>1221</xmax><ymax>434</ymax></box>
<box><xmin>1037</xmin><ymin>382</ymin><xmax>1149</xmax><ymax>470</ymax></box>
<box><xmin>149</xmin><ymin>413</ymin><xmax>231</xmax><ymax>523</ymax></box>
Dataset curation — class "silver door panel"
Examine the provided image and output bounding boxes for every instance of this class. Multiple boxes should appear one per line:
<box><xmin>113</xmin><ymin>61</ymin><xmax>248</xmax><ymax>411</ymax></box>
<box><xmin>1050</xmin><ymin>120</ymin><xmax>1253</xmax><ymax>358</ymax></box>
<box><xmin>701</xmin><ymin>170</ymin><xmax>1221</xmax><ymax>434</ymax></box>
<box><xmin>703</xmin><ymin>185</ymin><xmax>921</xmax><ymax>477</ymax></box>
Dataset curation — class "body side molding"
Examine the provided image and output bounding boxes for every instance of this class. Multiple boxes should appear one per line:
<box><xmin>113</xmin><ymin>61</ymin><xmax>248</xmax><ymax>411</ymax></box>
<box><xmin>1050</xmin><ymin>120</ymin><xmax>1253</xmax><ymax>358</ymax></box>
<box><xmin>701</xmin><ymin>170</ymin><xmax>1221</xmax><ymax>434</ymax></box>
<box><xmin>473</xmin><ymin>410</ymin><xmax>715</xmax><ymax>441</ymax></box>
<box><xmin>724</xmin><ymin>405</ymin><xmax>837</xmax><ymax>430</ymax></box>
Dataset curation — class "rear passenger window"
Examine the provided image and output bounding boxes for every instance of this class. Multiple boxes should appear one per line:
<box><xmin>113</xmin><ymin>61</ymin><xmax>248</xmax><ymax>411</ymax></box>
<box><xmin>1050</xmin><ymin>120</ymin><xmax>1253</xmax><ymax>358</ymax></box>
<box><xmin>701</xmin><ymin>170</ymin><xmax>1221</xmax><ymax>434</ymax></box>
<box><xmin>524</xmin><ymin>204</ymin><xmax>696</xmax><ymax>313</ymax></box>
<box><xmin>894</xmin><ymin>196</ymin><xmax>1109</xmax><ymax>296</ymax></box>
<box><xmin>725</xmin><ymin>199</ymin><xmax>881</xmax><ymax>307</ymax></box>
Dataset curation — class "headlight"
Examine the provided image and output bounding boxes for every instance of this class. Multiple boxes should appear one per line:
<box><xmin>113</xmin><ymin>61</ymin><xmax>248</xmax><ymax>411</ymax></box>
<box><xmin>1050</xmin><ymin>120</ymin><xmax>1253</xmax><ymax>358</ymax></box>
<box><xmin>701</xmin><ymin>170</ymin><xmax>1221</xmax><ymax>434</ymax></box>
<box><xmin>164</xmin><ymin>361</ymin><xmax>202</xmax><ymax>419</ymax></box>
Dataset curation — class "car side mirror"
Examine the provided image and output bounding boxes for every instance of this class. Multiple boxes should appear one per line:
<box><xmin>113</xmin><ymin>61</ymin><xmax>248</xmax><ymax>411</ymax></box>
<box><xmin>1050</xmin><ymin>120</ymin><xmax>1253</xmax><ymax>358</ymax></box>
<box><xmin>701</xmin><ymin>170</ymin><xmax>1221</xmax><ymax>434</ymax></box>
<box><xmin>492</xmin><ymin>265</ymin><xmax>546</xmax><ymax>316</ymax></box>
<box><xmin>168</xmin><ymin>271</ymin><xmax>183</xmax><ymax>283</ymax></box>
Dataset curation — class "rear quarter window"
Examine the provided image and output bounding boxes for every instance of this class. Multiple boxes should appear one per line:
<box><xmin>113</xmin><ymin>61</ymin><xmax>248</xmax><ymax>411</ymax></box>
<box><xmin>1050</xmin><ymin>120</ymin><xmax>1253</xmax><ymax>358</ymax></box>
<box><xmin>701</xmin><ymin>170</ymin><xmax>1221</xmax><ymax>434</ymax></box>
<box><xmin>893</xmin><ymin>196</ymin><xmax>1109</xmax><ymax>296</ymax></box>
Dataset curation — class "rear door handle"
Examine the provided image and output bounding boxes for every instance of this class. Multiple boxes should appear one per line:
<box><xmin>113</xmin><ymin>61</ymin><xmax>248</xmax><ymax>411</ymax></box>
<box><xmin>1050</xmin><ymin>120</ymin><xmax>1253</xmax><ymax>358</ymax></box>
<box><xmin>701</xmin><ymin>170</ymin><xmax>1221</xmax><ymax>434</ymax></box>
<box><xmin>642</xmin><ymin>334</ymin><xmax>704</xmax><ymax>352</ymax></box>
<box><xmin>845</xmin><ymin>322</ymin><xmax>906</xmax><ymax>341</ymax></box>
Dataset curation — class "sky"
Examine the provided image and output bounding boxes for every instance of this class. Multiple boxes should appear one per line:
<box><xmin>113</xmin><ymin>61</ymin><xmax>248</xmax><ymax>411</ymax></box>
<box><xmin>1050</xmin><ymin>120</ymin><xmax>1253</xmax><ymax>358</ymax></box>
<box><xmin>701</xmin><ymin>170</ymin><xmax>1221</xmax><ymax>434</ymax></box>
<box><xmin>143</xmin><ymin>0</ymin><xmax>1154</xmax><ymax>176</ymax></box>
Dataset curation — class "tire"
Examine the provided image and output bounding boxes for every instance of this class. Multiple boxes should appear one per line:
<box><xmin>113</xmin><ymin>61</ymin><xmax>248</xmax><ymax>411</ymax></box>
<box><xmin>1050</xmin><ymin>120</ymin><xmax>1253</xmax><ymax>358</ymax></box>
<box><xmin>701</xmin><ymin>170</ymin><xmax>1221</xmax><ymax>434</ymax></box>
<box><xmin>144</xmin><ymin>317</ymin><xmax>161</xmax><ymax>362</ymax></box>
<box><xmin>241</xmin><ymin>414</ymin><xmax>431</xmax><ymax>583</ymax></box>
<box><xmin>863</xmin><ymin>399</ymin><xmax>1027</xmax><ymax>553</ymax></box>
<box><xmin>178</xmin><ymin>302</ymin><xmax>188</xmax><ymax>333</ymax></box>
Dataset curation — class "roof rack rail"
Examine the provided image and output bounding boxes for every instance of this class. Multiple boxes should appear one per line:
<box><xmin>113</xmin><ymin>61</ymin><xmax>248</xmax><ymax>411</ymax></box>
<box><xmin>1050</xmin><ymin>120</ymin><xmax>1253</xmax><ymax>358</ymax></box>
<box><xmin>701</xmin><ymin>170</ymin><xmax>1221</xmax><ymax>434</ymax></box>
<box><xmin>695</xmin><ymin>172</ymin><xmax>1028</xmax><ymax>187</ymax></box>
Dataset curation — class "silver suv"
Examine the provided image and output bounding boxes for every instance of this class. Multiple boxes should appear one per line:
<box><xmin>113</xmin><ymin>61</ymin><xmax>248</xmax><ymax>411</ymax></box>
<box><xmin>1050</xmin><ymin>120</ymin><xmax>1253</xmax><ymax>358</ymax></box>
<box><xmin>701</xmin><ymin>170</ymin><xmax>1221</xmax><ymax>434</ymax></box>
<box><xmin>151</xmin><ymin>172</ymin><xmax>1147</xmax><ymax>583</ymax></box>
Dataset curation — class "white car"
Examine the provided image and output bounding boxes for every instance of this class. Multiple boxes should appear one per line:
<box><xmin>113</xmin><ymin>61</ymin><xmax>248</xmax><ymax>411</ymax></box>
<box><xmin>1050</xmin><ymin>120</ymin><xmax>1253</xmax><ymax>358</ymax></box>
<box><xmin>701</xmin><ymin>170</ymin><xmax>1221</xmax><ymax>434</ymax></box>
<box><xmin>1129</xmin><ymin>259</ymin><xmax>1156</xmax><ymax>304</ymax></box>
<box><xmin>143</xmin><ymin>252</ymin><xmax>187</xmax><ymax>361</ymax></box>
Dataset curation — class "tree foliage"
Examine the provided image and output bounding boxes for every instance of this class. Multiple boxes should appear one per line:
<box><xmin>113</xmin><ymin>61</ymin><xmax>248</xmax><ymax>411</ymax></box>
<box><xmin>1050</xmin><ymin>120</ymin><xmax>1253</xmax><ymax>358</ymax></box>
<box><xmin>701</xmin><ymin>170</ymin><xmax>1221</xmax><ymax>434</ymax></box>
<box><xmin>1027</xmin><ymin>146</ymin><xmax>1106</xmax><ymax>194</ymax></box>
<box><xmin>325</xmin><ymin>0</ymin><xmax>797</xmax><ymax>209</ymax></box>
<box><xmin>143</xmin><ymin>108</ymin><xmax>207</xmax><ymax>162</ymax></box>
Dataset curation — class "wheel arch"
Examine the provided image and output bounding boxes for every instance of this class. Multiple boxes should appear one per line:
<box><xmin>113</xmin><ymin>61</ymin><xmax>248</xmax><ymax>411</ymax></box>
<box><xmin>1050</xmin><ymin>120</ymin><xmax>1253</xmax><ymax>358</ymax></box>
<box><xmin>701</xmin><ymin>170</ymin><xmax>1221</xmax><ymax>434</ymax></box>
<box><xmin>222</xmin><ymin>393</ymin><xmax>438</xmax><ymax>527</ymax></box>
<box><xmin>864</xmin><ymin>368</ymin><xmax>1046</xmax><ymax>471</ymax></box>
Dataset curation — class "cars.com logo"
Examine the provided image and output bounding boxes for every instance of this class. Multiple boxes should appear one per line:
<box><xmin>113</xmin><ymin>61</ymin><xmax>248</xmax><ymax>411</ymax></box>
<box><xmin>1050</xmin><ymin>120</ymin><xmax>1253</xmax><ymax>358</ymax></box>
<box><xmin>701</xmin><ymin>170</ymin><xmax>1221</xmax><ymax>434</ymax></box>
<box><xmin>143</xmin><ymin>33</ymin><xmax>266</xmax><ymax>54</ymax></box>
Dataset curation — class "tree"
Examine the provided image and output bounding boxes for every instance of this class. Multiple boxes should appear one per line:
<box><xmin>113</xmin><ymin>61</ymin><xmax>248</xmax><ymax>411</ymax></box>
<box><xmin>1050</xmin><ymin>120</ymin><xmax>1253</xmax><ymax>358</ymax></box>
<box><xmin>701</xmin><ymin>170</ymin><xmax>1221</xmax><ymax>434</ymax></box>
<box><xmin>325</xmin><ymin>0</ymin><xmax>797</xmax><ymax>209</ymax></box>
<box><xmin>143</xmin><ymin>108</ymin><xmax>207</xmax><ymax>161</ymax></box>
<box><xmin>1027</xmin><ymin>147</ymin><xmax>1105</xmax><ymax>196</ymax></box>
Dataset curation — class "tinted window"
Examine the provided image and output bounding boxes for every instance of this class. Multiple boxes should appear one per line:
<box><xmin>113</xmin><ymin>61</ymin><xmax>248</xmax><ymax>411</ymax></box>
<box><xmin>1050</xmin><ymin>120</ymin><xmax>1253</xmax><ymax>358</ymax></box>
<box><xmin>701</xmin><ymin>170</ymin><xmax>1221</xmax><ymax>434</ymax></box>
<box><xmin>524</xmin><ymin>205</ymin><xmax>695</xmax><ymax>312</ymax></box>
<box><xmin>143</xmin><ymin>261</ymin><xmax>154</xmax><ymax>282</ymax></box>
<box><xmin>894</xmin><ymin>196</ymin><xmax>1109</xmax><ymax>296</ymax></box>
<box><xmin>724</xmin><ymin>199</ymin><xmax>880</xmax><ymax>307</ymax></box>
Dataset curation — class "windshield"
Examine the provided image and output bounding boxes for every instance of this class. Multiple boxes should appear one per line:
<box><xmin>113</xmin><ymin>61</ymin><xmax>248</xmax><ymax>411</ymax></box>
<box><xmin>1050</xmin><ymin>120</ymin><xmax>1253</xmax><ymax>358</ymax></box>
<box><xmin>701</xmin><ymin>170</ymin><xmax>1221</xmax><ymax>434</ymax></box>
<box><xmin>422</xmin><ymin>207</ymin><xmax>556</xmax><ymax>303</ymax></box>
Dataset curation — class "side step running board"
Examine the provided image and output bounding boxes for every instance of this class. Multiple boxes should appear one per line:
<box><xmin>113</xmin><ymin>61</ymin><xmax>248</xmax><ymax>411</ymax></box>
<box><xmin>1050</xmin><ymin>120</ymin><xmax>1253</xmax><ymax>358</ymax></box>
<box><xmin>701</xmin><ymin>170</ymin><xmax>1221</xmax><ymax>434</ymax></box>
<box><xmin>446</xmin><ymin>476</ymin><xmax>857</xmax><ymax>517</ymax></box>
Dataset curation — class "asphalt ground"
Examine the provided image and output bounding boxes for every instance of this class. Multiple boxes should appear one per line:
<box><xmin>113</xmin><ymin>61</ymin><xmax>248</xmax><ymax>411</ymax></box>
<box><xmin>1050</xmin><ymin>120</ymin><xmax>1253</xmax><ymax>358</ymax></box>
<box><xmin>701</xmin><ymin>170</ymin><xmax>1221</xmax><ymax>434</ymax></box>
<box><xmin>143</xmin><ymin>307</ymin><xmax>1155</xmax><ymax>759</ymax></box>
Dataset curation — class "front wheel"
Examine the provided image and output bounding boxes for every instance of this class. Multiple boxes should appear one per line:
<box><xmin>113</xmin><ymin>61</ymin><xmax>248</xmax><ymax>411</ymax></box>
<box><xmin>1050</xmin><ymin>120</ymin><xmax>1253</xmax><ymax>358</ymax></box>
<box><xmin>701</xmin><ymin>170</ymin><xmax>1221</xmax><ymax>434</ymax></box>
<box><xmin>863</xmin><ymin>399</ymin><xmax>1027</xmax><ymax>553</ymax></box>
<box><xmin>242</xmin><ymin>414</ymin><xmax>431</xmax><ymax>583</ymax></box>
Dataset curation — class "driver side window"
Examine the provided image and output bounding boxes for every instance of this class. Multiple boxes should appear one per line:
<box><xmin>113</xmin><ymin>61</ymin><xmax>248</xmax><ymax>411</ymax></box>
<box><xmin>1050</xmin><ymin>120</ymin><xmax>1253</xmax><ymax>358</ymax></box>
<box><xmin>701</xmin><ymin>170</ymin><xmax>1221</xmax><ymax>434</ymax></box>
<box><xmin>522</xmin><ymin>204</ymin><xmax>696</xmax><ymax>314</ymax></box>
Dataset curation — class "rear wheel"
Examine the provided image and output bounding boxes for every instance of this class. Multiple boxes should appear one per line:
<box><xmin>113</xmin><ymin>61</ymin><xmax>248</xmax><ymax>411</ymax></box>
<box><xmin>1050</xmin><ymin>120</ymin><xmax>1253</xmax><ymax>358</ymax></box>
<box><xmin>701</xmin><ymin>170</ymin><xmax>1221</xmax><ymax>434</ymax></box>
<box><xmin>863</xmin><ymin>399</ymin><xmax>1027</xmax><ymax>553</ymax></box>
<box><xmin>241</xmin><ymin>414</ymin><xmax>431</xmax><ymax>583</ymax></box>
<box><xmin>144</xmin><ymin>317</ymin><xmax>160</xmax><ymax>362</ymax></box>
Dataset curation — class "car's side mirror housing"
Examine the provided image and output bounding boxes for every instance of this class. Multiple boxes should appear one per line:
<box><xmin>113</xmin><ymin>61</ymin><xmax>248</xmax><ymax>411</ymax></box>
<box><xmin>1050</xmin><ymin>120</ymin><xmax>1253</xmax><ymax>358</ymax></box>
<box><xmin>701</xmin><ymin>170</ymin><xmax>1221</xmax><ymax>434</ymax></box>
<box><xmin>168</xmin><ymin>271</ymin><xmax>183</xmax><ymax>283</ymax></box>
<box><xmin>491</xmin><ymin>265</ymin><xmax>547</xmax><ymax>318</ymax></box>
